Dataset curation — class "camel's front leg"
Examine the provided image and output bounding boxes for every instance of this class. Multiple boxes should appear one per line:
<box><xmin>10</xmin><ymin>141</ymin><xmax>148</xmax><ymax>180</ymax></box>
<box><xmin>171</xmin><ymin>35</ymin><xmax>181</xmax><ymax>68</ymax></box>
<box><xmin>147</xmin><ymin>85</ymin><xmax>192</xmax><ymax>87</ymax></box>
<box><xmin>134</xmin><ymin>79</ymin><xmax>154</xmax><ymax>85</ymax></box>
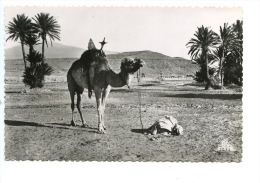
<box><xmin>94</xmin><ymin>88</ymin><xmax>105</xmax><ymax>133</ymax></box>
<box><xmin>101</xmin><ymin>85</ymin><xmax>111</xmax><ymax>130</ymax></box>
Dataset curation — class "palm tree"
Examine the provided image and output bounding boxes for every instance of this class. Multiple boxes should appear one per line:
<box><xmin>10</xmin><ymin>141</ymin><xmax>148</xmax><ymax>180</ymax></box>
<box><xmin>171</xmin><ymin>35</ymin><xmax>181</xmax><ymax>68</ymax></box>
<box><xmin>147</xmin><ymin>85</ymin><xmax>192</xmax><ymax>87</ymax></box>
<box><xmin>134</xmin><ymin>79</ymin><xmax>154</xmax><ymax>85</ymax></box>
<box><xmin>33</xmin><ymin>13</ymin><xmax>60</xmax><ymax>62</ymax></box>
<box><xmin>186</xmin><ymin>26</ymin><xmax>219</xmax><ymax>89</ymax></box>
<box><xmin>6</xmin><ymin>14</ymin><xmax>32</xmax><ymax>69</ymax></box>
<box><xmin>216</xmin><ymin>23</ymin><xmax>240</xmax><ymax>86</ymax></box>
<box><xmin>233</xmin><ymin>20</ymin><xmax>243</xmax><ymax>41</ymax></box>
<box><xmin>24</xmin><ymin>31</ymin><xmax>40</xmax><ymax>56</ymax></box>
<box><xmin>232</xmin><ymin>20</ymin><xmax>243</xmax><ymax>85</ymax></box>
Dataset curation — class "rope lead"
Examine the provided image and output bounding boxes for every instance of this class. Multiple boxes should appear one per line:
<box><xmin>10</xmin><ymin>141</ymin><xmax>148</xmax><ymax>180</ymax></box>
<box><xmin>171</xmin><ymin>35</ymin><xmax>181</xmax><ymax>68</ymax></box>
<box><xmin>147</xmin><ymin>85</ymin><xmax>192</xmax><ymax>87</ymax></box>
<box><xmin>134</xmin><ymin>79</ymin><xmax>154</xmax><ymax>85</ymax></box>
<box><xmin>137</xmin><ymin>69</ymin><xmax>144</xmax><ymax>130</ymax></box>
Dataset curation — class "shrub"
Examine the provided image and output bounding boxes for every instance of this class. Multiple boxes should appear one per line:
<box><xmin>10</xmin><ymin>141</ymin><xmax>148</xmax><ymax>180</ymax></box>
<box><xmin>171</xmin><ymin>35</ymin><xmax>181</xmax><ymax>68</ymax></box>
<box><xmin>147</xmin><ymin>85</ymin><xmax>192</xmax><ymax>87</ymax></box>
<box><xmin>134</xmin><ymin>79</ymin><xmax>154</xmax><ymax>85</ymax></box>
<box><xmin>194</xmin><ymin>66</ymin><xmax>215</xmax><ymax>83</ymax></box>
<box><xmin>22</xmin><ymin>50</ymin><xmax>53</xmax><ymax>88</ymax></box>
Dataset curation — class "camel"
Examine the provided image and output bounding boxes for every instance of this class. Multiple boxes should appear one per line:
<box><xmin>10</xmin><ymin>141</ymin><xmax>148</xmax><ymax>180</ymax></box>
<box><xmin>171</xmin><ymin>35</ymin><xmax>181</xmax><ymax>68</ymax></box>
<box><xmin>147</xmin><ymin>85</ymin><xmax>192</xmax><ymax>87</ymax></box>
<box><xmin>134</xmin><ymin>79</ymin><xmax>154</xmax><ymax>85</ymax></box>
<box><xmin>67</xmin><ymin>40</ymin><xmax>145</xmax><ymax>133</ymax></box>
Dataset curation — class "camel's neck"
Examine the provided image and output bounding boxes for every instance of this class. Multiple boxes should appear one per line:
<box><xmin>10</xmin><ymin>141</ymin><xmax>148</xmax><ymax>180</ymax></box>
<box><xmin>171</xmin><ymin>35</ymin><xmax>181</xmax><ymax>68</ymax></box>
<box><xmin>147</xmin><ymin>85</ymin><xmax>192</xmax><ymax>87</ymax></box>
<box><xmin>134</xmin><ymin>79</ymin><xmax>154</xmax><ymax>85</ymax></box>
<box><xmin>106</xmin><ymin>70</ymin><xmax>133</xmax><ymax>88</ymax></box>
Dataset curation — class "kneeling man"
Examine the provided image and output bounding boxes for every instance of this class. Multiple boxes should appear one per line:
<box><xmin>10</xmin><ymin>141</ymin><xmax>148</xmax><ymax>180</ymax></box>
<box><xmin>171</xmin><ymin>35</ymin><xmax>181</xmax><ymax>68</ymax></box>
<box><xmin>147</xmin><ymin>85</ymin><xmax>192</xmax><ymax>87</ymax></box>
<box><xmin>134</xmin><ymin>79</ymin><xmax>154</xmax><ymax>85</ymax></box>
<box><xmin>146</xmin><ymin>115</ymin><xmax>183</xmax><ymax>136</ymax></box>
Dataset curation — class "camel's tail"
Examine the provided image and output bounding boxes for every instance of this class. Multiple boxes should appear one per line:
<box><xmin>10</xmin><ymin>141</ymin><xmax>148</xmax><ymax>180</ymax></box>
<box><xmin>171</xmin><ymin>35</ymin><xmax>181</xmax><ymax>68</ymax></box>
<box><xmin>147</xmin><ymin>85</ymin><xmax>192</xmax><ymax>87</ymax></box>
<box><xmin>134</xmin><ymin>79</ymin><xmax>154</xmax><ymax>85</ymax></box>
<box><xmin>87</xmin><ymin>81</ymin><xmax>92</xmax><ymax>98</ymax></box>
<box><xmin>86</xmin><ymin>64</ymin><xmax>93</xmax><ymax>99</ymax></box>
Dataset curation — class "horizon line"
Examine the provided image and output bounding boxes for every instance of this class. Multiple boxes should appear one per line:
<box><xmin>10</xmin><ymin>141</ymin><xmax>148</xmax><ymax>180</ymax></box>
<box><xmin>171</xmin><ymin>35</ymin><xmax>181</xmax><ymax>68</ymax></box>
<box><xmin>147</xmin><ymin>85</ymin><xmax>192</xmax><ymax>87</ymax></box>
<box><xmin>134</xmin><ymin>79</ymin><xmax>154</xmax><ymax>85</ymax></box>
<box><xmin>5</xmin><ymin>42</ymin><xmax>191</xmax><ymax>60</ymax></box>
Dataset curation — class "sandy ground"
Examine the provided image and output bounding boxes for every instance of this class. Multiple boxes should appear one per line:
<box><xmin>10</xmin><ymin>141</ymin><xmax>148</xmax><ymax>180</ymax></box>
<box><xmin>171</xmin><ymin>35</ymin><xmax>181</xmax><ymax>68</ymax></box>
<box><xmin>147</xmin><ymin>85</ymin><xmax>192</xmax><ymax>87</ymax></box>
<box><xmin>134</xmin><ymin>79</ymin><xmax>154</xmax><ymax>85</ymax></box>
<box><xmin>4</xmin><ymin>78</ymin><xmax>242</xmax><ymax>162</ymax></box>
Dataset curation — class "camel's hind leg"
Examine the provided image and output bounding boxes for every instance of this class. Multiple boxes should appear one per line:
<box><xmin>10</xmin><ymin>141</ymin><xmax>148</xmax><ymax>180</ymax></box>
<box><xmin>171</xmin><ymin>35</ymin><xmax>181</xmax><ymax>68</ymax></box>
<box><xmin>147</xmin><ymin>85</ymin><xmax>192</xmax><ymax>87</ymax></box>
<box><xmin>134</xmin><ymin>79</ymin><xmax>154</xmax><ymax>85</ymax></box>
<box><xmin>67</xmin><ymin>70</ymin><xmax>85</xmax><ymax>127</ymax></box>
<box><xmin>67</xmin><ymin>71</ymin><xmax>77</xmax><ymax>126</ymax></box>
<box><xmin>69</xmin><ymin>91</ymin><xmax>76</xmax><ymax>126</ymax></box>
<box><xmin>76</xmin><ymin>91</ymin><xmax>87</xmax><ymax>127</ymax></box>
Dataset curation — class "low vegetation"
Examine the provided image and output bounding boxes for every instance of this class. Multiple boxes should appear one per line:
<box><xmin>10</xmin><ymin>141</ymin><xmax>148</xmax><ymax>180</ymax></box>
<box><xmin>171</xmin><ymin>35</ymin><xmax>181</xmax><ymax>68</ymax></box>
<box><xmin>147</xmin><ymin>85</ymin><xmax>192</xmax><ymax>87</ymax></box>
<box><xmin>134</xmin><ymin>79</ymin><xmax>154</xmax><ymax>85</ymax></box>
<box><xmin>23</xmin><ymin>50</ymin><xmax>53</xmax><ymax>88</ymax></box>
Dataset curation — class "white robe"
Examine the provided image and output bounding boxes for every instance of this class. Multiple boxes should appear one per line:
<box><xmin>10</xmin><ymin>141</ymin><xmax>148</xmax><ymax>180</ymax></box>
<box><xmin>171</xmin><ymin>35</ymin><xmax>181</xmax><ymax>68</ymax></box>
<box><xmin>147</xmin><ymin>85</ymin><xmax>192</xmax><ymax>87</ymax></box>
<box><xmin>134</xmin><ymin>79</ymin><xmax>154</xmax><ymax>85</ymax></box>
<box><xmin>147</xmin><ymin>116</ymin><xmax>183</xmax><ymax>135</ymax></box>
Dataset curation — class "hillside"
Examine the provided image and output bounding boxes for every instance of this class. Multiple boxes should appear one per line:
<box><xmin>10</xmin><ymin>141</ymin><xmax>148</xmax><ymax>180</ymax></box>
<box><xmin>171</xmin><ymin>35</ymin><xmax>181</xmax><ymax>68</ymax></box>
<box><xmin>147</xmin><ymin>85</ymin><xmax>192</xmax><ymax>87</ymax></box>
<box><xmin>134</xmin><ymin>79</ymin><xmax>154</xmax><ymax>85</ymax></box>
<box><xmin>5</xmin><ymin>43</ymin><xmax>118</xmax><ymax>60</ymax></box>
<box><xmin>107</xmin><ymin>50</ymin><xmax>172</xmax><ymax>60</ymax></box>
<box><xmin>5</xmin><ymin>50</ymin><xmax>199</xmax><ymax>79</ymax></box>
<box><xmin>106</xmin><ymin>51</ymin><xmax>199</xmax><ymax>77</ymax></box>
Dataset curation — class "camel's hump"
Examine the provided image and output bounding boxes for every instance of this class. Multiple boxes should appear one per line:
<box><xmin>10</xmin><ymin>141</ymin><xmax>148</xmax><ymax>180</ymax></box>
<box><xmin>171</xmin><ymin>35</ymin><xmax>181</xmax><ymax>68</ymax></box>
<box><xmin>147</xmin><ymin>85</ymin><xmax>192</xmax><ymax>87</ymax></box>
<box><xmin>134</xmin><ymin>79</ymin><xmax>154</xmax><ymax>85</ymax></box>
<box><xmin>80</xmin><ymin>49</ymin><xmax>104</xmax><ymax>62</ymax></box>
<box><xmin>79</xmin><ymin>49</ymin><xmax>111</xmax><ymax>72</ymax></box>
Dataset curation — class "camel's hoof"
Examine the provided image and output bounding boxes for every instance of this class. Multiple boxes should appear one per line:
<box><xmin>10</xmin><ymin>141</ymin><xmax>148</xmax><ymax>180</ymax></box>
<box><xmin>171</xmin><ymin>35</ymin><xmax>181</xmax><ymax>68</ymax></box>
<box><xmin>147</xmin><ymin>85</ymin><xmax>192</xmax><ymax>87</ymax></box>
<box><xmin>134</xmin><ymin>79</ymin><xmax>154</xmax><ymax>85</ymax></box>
<box><xmin>81</xmin><ymin>122</ymin><xmax>88</xmax><ymax>128</ymax></box>
<box><xmin>70</xmin><ymin>120</ymin><xmax>76</xmax><ymax>127</ymax></box>
<box><xmin>100</xmin><ymin>124</ymin><xmax>106</xmax><ymax>130</ymax></box>
<box><xmin>97</xmin><ymin>130</ymin><xmax>105</xmax><ymax>134</ymax></box>
<box><xmin>98</xmin><ymin>127</ymin><xmax>106</xmax><ymax>134</ymax></box>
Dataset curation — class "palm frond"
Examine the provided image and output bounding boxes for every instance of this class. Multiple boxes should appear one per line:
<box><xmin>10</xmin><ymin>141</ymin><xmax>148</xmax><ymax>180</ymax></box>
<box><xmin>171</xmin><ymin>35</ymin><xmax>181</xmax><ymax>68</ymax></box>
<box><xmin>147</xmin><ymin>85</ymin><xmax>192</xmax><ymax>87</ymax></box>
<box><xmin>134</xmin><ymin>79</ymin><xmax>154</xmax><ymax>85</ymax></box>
<box><xmin>6</xmin><ymin>14</ymin><xmax>32</xmax><ymax>43</ymax></box>
<box><xmin>186</xmin><ymin>25</ymin><xmax>219</xmax><ymax>60</ymax></box>
<box><xmin>33</xmin><ymin>12</ymin><xmax>61</xmax><ymax>45</ymax></box>
<box><xmin>25</xmin><ymin>50</ymin><xmax>42</xmax><ymax>64</ymax></box>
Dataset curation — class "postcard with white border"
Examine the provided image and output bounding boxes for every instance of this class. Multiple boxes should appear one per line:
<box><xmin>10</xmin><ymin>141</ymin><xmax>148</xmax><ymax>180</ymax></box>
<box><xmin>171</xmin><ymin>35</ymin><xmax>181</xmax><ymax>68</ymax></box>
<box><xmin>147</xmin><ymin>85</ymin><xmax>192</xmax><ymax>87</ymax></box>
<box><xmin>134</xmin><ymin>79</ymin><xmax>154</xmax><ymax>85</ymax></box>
<box><xmin>1</xmin><ymin>1</ymin><xmax>260</xmax><ymax>183</ymax></box>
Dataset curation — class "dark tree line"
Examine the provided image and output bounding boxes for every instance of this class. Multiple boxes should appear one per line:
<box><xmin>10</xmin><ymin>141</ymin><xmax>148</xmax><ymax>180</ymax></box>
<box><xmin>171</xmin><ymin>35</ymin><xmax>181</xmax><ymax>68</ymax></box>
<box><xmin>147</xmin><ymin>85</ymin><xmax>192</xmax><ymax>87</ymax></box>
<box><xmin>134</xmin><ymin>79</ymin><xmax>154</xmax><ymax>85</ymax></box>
<box><xmin>186</xmin><ymin>20</ymin><xmax>243</xmax><ymax>89</ymax></box>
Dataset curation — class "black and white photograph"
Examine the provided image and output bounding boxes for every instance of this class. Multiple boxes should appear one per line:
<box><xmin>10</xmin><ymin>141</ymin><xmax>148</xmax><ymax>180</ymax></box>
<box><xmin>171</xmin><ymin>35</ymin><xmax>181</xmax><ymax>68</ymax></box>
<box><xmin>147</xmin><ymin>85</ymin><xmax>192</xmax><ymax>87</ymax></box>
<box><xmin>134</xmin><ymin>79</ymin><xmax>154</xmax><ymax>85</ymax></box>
<box><xmin>2</xmin><ymin>6</ymin><xmax>246</xmax><ymax>162</ymax></box>
<box><xmin>3</xmin><ymin>6</ymin><xmax>244</xmax><ymax>162</ymax></box>
<box><xmin>1</xmin><ymin>2</ymin><xmax>260</xmax><ymax>182</ymax></box>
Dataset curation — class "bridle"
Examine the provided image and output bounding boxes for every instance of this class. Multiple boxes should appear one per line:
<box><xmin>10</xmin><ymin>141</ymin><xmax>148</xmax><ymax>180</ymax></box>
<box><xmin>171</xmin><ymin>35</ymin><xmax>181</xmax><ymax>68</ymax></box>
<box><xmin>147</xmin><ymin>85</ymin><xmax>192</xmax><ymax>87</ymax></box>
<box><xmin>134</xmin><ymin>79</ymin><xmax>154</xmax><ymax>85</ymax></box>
<box><xmin>119</xmin><ymin>72</ymin><xmax>130</xmax><ymax>89</ymax></box>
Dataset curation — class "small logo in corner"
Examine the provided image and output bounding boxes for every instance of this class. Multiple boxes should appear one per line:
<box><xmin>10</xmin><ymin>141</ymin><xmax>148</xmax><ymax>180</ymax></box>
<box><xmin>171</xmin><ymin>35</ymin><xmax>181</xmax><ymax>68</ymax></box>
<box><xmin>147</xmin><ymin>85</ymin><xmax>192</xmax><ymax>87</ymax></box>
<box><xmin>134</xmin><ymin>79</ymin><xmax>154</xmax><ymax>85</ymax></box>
<box><xmin>217</xmin><ymin>138</ymin><xmax>236</xmax><ymax>152</ymax></box>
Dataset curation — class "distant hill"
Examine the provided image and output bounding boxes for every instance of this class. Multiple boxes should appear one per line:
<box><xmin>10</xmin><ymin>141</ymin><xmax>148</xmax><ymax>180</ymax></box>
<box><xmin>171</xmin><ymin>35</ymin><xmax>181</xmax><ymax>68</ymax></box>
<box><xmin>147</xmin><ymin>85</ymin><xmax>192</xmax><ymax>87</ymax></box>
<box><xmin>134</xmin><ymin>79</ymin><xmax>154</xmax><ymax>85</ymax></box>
<box><xmin>45</xmin><ymin>50</ymin><xmax>198</xmax><ymax>78</ymax></box>
<box><xmin>44</xmin><ymin>50</ymin><xmax>198</xmax><ymax>78</ymax></box>
<box><xmin>106</xmin><ymin>51</ymin><xmax>199</xmax><ymax>77</ymax></box>
<box><xmin>5</xmin><ymin>48</ymin><xmax>199</xmax><ymax>78</ymax></box>
<box><xmin>5</xmin><ymin>42</ymin><xmax>118</xmax><ymax>60</ymax></box>
<box><xmin>107</xmin><ymin>50</ymin><xmax>172</xmax><ymax>60</ymax></box>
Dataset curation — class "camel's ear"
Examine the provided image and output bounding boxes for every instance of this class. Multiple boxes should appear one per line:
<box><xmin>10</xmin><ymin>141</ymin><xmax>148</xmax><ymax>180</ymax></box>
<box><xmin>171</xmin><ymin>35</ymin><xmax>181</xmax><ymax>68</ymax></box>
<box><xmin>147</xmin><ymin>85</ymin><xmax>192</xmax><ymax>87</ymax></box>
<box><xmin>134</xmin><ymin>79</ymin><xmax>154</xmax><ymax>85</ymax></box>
<box><xmin>134</xmin><ymin>57</ymin><xmax>143</xmax><ymax>62</ymax></box>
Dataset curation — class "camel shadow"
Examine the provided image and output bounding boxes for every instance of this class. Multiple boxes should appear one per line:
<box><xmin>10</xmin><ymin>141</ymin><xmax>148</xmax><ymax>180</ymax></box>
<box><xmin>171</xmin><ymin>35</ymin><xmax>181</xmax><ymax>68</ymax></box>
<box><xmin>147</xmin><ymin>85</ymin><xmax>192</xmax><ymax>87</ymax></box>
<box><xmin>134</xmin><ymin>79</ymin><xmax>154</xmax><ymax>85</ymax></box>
<box><xmin>48</xmin><ymin>122</ymin><xmax>97</xmax><ymax>130</ymax></box>
<box><xmin>5</xmin><ymin>120</ymin><xmax>46</xmax><ymax>127</ymax></box>
<box><xmin>4</xmin><ymin>120</ymin><xmax>98</xmax><ymax>133</ymax></box>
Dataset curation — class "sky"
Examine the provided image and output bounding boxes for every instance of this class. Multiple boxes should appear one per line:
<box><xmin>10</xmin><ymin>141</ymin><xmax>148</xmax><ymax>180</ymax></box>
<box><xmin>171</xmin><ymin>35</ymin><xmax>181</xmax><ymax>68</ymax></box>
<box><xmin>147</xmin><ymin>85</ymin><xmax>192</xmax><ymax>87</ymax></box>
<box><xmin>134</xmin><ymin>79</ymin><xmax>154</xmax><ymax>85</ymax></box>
<box><xmin>4</xmin><ymin>7</ymin><xmax>242</xmax><ymax>59</ymax></box>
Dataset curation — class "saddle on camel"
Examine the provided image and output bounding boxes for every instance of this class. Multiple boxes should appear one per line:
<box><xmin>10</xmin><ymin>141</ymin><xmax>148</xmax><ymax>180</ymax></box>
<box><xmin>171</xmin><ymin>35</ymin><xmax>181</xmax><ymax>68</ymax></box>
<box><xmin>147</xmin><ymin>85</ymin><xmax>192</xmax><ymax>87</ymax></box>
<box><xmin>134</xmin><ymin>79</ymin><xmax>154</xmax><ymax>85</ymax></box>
<box><xmin>79</xmin><ymin>38</ymin><xmax>108</xmax><ymax>98</ymax></box>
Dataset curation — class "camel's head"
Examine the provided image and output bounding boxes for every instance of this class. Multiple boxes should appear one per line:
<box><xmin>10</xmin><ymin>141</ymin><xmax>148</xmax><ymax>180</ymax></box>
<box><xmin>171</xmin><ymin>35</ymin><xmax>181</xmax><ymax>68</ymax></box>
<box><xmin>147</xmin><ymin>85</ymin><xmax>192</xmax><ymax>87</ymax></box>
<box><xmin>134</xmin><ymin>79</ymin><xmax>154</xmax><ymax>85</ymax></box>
<box><xmin>120</xmin><ymin>57</ymin><xmax>145</xmax><ymax>74</ymax></box>
<box><xmin>134</xmin><ymin>58</ymin><xmax>145</xmax><ymax>68</ymax></box>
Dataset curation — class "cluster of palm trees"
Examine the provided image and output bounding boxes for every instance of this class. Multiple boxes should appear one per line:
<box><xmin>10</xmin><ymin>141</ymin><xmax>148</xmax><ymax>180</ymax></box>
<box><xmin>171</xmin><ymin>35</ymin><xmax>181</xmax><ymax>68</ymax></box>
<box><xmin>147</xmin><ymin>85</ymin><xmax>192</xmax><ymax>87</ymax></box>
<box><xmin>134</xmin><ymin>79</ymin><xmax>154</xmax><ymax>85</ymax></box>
<box><xmin>186</xmin><ymin>20</ymin><xmax>243</xmax><ymax>89</ymax></box>
<box><xmin>6</xmin><ymin>13</ymin><xmax>60</xmax><ymax>88</ymax></box>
